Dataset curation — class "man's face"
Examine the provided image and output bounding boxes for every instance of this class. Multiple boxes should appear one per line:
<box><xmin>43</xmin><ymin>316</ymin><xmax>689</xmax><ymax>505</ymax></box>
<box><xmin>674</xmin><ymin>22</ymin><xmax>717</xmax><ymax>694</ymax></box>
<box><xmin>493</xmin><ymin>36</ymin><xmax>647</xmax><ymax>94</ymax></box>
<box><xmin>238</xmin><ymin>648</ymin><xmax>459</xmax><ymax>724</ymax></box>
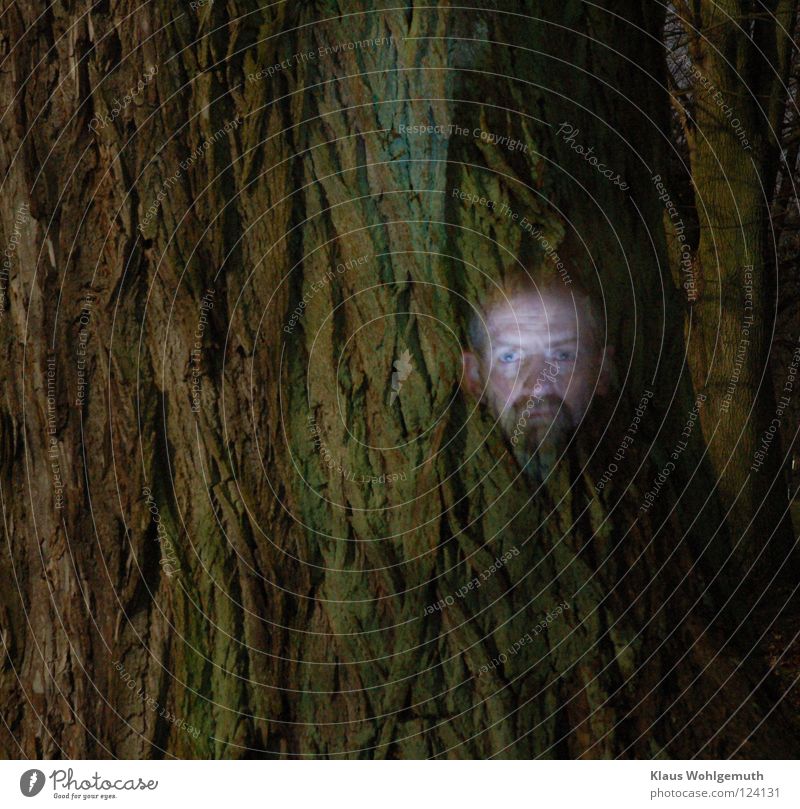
<box><xmin>463</xmin><ymin>287</ymin><xmax>611</xmax><ymax>467</ymax></box>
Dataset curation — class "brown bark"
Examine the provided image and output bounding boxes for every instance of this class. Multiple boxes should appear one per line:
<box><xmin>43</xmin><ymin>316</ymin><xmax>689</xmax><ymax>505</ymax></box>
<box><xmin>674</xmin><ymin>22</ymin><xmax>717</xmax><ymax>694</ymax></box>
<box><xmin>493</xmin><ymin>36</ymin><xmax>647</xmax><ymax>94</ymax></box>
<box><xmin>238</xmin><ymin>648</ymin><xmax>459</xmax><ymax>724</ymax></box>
<box><xmin>0</xmin><ymin>0</ymin><xmax>796</xmax><ymax>759</ymax></box>
<box><xmin>675</xmin><ymin>0</ymin><xmax>798</xmax><ymax>576</ymax></box>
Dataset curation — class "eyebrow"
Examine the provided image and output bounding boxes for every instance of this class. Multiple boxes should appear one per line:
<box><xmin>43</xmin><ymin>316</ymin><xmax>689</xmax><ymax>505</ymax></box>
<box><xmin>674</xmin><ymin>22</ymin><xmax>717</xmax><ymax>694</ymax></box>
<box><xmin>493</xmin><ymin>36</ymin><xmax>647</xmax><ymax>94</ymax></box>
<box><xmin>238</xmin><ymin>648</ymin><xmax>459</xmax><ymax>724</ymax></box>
<box><xmin>489</xmin><ymin>339</ymin><xmax>579</xmax><ymax>357</ymax></box>
<box><xmin>491</xmin><ymin>336</ymin><xmax>578</xmax><ymax>347</ymax></box>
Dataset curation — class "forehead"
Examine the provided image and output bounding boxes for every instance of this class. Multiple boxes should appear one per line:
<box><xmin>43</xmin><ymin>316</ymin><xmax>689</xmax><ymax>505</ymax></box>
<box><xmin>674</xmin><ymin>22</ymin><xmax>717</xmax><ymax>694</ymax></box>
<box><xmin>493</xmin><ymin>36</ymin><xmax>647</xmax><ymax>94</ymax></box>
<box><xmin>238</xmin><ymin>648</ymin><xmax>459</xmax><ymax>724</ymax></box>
<box><xmin>485</xmin><ymin>290</ymin><xmax>581</xmax><ymax>336</ymax></box>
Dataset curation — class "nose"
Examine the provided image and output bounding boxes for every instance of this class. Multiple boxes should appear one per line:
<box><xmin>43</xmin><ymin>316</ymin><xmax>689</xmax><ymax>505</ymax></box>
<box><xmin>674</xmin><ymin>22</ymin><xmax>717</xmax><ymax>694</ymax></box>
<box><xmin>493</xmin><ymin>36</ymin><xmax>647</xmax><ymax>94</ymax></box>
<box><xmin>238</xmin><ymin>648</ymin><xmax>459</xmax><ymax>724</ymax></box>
<box><xmin>522</xmin><ymin>357</ymin><xmax>558</xmax><ymax>398</ymax></box>
<box><xmin>533</xmin><ymin>373</ymin><xmax>556</xmax><ymax>399</ymax></box>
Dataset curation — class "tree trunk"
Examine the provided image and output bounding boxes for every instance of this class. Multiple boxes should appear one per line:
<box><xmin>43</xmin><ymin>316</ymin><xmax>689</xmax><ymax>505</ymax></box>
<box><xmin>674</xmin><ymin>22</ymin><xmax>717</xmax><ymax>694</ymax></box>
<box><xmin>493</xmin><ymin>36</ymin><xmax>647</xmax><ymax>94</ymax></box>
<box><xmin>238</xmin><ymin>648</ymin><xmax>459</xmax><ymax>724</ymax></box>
<box><xmin>0</xmin><ymin>0</ymin><xmax>797</xmax><ymax>759</ymax></box>
<box><xmin>676</xmin><ymin>0</ymin><xmax>798</xmax><ymax>575</ymax></box>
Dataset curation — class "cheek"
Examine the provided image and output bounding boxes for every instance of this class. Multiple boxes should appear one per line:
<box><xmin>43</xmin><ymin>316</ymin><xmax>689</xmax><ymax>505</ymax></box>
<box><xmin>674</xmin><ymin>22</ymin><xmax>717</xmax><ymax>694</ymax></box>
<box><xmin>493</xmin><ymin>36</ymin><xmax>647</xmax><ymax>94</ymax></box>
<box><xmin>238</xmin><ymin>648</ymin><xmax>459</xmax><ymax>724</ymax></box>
<box><xmin>554</xmin><ymin>364</ymin><xmax>576</xmax><ymax>394</ymax></box>
<box><xmin>562</xmin><ymin>364</ymin><xmax>595</xmax><ymax>407</ymax></box>
<box><xmin>487</xmin><ymin>369</ymin><xmax>517</xmax><ymax>399</ymax></box>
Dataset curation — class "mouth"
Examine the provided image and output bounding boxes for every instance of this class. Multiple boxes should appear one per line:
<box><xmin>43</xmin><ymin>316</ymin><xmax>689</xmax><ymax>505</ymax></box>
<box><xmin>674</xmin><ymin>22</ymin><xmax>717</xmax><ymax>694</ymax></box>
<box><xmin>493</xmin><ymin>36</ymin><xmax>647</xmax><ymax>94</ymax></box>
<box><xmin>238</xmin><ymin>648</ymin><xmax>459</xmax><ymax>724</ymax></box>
<box><xmin>518</xmin><ymin>399</ymin><xmax>562</xmax><ymax>420</ymax></box>
<box><xmin>527</xmin><ymin>409</ymin><xmax>557</xmax><ymax>422</ymax></box>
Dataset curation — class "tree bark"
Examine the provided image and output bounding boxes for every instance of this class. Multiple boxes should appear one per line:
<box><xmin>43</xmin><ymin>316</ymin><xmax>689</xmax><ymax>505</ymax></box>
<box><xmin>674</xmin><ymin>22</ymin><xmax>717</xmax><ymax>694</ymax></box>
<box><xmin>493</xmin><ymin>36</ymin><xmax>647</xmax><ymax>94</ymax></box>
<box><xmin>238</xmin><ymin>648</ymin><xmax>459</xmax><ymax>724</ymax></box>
<box><xmin>0</xmin><ymin>0</ymin><xmax>797</xmax><ymax>759</ymax></box>
<box><xmin>675</xmin><ymin>0</ymin><xmax>798</xmax><ymax>575</ymax></box>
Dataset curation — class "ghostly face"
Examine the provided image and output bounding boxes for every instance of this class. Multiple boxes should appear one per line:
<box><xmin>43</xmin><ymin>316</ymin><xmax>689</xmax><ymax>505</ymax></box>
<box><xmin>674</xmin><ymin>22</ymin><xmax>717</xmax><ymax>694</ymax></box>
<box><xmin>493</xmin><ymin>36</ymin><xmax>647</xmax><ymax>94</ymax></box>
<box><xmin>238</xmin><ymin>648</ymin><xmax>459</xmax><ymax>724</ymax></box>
<box><xmin>463</xmin><ymin>287</ymin><xmax>612</xmax><ymax>469</ymax></box>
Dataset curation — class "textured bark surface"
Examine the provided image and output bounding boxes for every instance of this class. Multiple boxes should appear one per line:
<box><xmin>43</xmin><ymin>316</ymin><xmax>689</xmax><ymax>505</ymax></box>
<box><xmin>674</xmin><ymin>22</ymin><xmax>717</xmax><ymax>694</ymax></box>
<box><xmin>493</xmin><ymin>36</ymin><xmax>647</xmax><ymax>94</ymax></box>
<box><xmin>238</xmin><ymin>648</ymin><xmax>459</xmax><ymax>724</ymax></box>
<box><xmin>0</xmin><ymin>1</ymin><xmax>798</xmax><ymax>759</ymax></box>
<box><xmin>674</xmin><ymin>0</ymin><xmax>798</xmax><ymax>572</ymax></box>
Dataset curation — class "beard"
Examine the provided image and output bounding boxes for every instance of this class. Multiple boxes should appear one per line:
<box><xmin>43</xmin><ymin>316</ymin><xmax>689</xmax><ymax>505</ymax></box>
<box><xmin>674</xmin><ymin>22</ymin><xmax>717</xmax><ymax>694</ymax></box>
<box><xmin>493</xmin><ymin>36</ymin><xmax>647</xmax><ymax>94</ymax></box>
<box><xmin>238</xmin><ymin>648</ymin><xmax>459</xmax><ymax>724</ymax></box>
<box><xmin>495</xmin><ymin>396</ymin><xmax>574</xmax><ymax>482</ymax></box>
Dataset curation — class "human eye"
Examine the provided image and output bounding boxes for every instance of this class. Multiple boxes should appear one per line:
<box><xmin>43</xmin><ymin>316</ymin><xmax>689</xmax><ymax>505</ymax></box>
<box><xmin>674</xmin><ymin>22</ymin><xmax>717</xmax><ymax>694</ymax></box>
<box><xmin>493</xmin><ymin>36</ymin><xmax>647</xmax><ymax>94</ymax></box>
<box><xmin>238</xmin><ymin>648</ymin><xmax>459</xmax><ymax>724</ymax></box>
<box><xmin>498</xmin><ymin>349</ymin><xmax>522</xmax><ymax>363</ymax></box>
<box><xmin>550</xmin><ymin>348</ymin><xmax>575</xmax><ymax>363</ymax></box>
